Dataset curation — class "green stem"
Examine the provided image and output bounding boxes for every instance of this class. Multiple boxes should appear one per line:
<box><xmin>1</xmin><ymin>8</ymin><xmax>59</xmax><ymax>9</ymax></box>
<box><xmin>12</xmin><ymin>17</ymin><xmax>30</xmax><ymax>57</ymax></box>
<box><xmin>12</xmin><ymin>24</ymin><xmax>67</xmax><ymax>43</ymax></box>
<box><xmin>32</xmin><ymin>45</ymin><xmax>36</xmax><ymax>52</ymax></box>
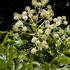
<box><xmin>35</xmin><ymin>8</ymin><xmax>40</xmax><ymax>36</ymax></box>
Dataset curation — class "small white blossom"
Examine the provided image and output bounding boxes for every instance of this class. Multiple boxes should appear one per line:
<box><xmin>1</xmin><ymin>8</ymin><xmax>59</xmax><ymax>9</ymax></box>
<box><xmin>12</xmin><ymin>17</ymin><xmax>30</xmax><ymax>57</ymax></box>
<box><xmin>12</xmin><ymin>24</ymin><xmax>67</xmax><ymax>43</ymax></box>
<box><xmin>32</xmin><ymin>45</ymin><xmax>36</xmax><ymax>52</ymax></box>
<box><xmin>53</xmin><ymin>18</ymin><xmax>58</xmax><ymax>22</ymax></box>
<box><xmin>22</xmin><ymin>11</ymin><xmax>27</xmax><ymax>16</ymax></box>
<box><xmin>61</xmin><ymin>35</ymin><xmax>65</xmax><ymax>40</ymax></box>
<box><xmin>59</xmin><ymin>29</ymin><xmax>64</xmax><ymax>35</ymax></box>
<box><xmin>15</xmin><ymin>20</ymin><xmax>23</xmax><ymax>27</ymax></box>
<box><xmin>56</xmin><ymin>21</ymin><xmax>61</xmax><ymax>26</ymax></box>
<box><xmin>12</xmin><ymin>25</ymin><xmax>18</xmax><ymax>30</ymax></box>
<box><xmin>42</xmin><ymin>40</ymin><xmax>47</xmax><ymax>46</ymax></box>
<box><xmin>31</xmin><ymin>48</ymin><xmax>37</xmax><ymax>54</ymax></box>
<box><xmin>49</xmin><ymin>24</ymin><xmax>57</xmax><ymax>29</ymax></box>
<box><xmin>44</xmin><ymin>20</ymin><xmax>50</xmax><ymax>24</ymax></box>
<box><xmin>14</xmin><ymin>13</ymin><xmax>21</xmax><ymax>20</ymax></box>
<box><xmin>53</xmin><ymin>33</ymin><xmax>59</xmax><ymax>38</ymax></box>
<box><xmin>33</xmin><ymin>15</ymin><xmax>38</xmax><ymax>21</ymax></box>
<box><xmin>36</xmin><ymin>40</ymin><xmax>40</xmax><ymax>45</ymax></box>
<box><xmin>37</xmin><ymin>2</ymin><xmax>42</xmax><ymax>7</ymax></box>
<box><xmin>22</xmin><ymin>16</ymin><xmax>28</xmax><ymax>21</ymax></box>
<box><xmin>45</xmin><ymin>29</ymin><xmax>51</xmax><ymax>35</ymax></box>
<box><xmin>14</xmin><ymin>33</ymin><xmax>19</xmax><ymax>38</ymax></box>
<box><xmin>38</xmin><ymin>29</ymin><xmax>43</xmax><ymax>34</ymax></box>
<box><xmin>63</xmin><ymin>21</ymin><xmax>68</xmax><ymax>25</ymax></box>
<box><xmin>22</xmin><ymin>26</ymin><xmax>27</xmax><ymax>32</ymax></box>
<box><xmin>41</xmin><ymin>35</ymin><xmax>47</xmax><ymax>40</ymax></box>
<box><xmin>45</xmin><ymin>24</ymin><xmax>50</xmax><ymax>28</ymax></box>
<box><xmin>45</xmin><ymin>11</ymin><xmax>50</xmax><ymax>15</ymax></box>
<box><xmin>28</xmin><ymin>14</ymin><xmax>33</xmax><ymax>18</ymax></box>
<box><xmin>25</xmin><ymin>6</ymin><xmax>30</xmax><ymax>11</ymax></box>
<box><xmin>57</xmin><ymin>16</ymin><xmax>62</xmax><ymax>20</ymax></box>
<box><xmin>31</xmin><ymin>37</ymin><xmax>37</xmax><ymax>43</ymax></box>
<box><xmin>31</xmin><ymin>9</ymin><xmax>35</xmax><ymax>14</ymax></box>
<box><xmin>47</xmin><ymin>5</ymin><xmax>52</xmax><ymax>9</ymax></box>
<box><xmin>45</xmin><ymin>45</ymin><xmax>48</xmax><ymax>49</ymax></box>
<box><xmin>48</xmin><ymin>17</ymin><xmax>53</xmax><ymax>21</ymax></box>
<box><xmin>62</xmin><ymin>16</ymin><xmax>66</xmax><ymax>20</ymax></box>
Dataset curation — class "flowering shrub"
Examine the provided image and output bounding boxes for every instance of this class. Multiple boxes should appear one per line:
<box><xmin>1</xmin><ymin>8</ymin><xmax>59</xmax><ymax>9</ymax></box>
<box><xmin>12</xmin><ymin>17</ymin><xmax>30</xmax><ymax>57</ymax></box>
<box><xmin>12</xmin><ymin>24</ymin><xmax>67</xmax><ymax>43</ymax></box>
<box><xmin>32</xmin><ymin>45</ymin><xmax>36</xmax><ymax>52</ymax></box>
<box><xmin>0</xmin><ymin>0</ymin><xmax>70</xmax><ymax>70</ymax></box>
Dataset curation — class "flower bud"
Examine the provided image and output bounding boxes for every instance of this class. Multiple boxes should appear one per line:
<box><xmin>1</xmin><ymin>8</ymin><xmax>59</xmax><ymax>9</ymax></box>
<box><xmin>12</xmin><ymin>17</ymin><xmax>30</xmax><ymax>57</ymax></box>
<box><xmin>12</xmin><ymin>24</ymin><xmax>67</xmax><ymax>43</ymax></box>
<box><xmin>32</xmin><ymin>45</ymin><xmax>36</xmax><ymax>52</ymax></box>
<box><xmin>22</xmin><ymin>26</ymin><xmax>27</xmax><ymax>32</ymax></box>
<box><xmin>38</xmin><ymin>29</ymin><xmax>43</xmax><ymax>34</ymax></box>
<box><xmin>36</xmin><ymin>40</ymin><xmax>40</xmax><ymax>45</ymax></box>
<box><xmin>45</xmin><ymin>29</ymin><xmax>51</xmax><ymax>35</ymax></box>
<box><xmin>22</xmin><ymin>11</ymin><xmax>27</xmax><ymax>16</ymax></box>
<box><xmin>22</xmin><ymin>16</ymin><xmax>28</xmax><ymax>21</ymax></box>
<box><xmin>31</xmin><ymin>48</ymin><xmax>37</xmax><ymax>54</ymax></box>
<box><xmin>63</xmin><ymin>21</ymin><xmax>68</xmax><ymax>25</ymax></box>
<box><xmin>31</xmin><ymin>37</ymin><xmax>37</xmax><ymax>43</ymax></box>
<box><xmin>33</xmin><ymin>15</ymin><xmax>38</xmax><ymax>21</ymax></box>
<box><xmin>62</xmin><ymin>16</ymin><xmax>66</xmax><ymax>20</ymax></box>
<box><xmin>53</xmin><ymin>33</ymin><xmax>59</xmax><ymax>38</ymax></box>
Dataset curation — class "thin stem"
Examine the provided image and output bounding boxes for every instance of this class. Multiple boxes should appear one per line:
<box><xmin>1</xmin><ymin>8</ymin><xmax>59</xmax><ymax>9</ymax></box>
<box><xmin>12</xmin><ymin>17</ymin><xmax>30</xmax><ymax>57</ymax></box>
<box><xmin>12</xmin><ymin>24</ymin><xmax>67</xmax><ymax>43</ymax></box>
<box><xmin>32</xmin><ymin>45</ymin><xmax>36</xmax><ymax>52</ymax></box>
<box><xmin>35</xmin><ymin>8</ymin><xmax>40</xmax><ymax>36</ymax></box>
<box><xmin>37</xmin><ymin>17</ymin><xmax>45</xmax><ymax>24</ymax></box>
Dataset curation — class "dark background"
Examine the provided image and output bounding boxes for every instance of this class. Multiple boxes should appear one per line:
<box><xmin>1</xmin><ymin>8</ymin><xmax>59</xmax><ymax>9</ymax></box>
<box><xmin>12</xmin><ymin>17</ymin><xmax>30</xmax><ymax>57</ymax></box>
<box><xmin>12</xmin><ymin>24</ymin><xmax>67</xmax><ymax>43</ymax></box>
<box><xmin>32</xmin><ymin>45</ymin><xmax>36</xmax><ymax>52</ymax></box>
<box><xmin>0</xmin><ymin>0</ymin><xmax>70</xmax><ymax>31</ymax></box>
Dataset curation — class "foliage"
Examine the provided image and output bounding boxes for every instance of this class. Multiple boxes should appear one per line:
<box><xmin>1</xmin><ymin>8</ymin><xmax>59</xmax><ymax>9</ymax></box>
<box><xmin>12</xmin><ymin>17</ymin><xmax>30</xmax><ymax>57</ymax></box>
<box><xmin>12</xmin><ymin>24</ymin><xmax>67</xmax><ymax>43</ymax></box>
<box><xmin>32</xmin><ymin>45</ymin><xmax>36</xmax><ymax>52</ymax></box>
<box><xmin>0</xmin><ymin>0</ymin><xmax>70</xmax><ymax>70</ymax></box>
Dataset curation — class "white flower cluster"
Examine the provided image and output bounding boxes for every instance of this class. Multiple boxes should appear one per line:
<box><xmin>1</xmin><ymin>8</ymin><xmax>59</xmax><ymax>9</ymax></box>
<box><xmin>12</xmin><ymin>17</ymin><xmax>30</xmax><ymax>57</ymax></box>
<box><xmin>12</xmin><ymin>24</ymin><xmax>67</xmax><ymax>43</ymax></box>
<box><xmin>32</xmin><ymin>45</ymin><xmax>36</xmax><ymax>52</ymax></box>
<box><xmin>13</xmin><ymin>0</ymin><xmax>69</xmax><ymax>54</ymax></box>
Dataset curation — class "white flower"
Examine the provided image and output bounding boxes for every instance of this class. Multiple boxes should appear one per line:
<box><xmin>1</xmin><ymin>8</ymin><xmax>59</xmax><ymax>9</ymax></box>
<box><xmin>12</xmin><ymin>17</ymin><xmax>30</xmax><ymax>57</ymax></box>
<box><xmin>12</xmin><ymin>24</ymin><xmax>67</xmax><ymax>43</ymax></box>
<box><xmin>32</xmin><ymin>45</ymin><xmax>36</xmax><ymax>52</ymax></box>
<box><xmin>48</xmin><ymin>17</ymin><xmax>53</xmax><ymax>21</ymax></box>
<box><xmin>42</xmin><ymin>40</ymin><xmax>47</xmax><ymax>46</ymax></box>
<box><xmin>53</xmin><ymin>33</ymin><xmax>59</xmax><ymax>38</ymax></box>
<box><xmin>22</xmin><ymin>11</ymin><xmax>27</xmax><ymax>16</ymax></box>
<box><xmin>63</xmin><ymin>21</ymin><xmax>68</xmax><ymax>25</ymax></box>
<box><xmin>22</xmin><ymin>16</ymin><xmax>28</xmax><ymax>21</ymax></box>
<box><xmin>14</xmin><ymin>33</ymin><xmax>19</xmax><ymax>38</ymax></box>
<box><xmin>38</xmin><ymin>29</ymin><xmax>43</xmax><ymax>34</ymax></box>
<box><xmin>49</xmin><ymin>24</ymin><xmax>57</xmax><ymax>29</ymax></box>
<box><xmin>57</xmin><ymin>16</ymin><xmax>62</xmax><ymax>20</ymax></box>
<box><xmin>56</xmin><ymin>21</ymin><xmax>62</xmax><ymax>26</ymax></box>
<box><xmin>44</xmin><ymin>20</ymin><xmax>50</xmax><ymax>24</ymax></box>
<box><xmin>53</xmin><ymin>18</ymin><xmax>58</xmax><ymax>22</ymax></box>
<box><xmin>33</xmin><ymin>15</ymin><xmax>38</xmax><ymax>21</ymax></box>
<box><xmin>28</xmin><ymin>14</ymin><xmax>33</xmax><ymax>18</ymax></box>
<box><xmin>62</xmin><ymin>16</ymin><xmax>66</xmax><ymax>20</ymax></box>
<box><xmin>45</xmin><ymin>45</ymin><xmax>48</xmax><ymax>49</ymax></box>
<box><xmin>45</xmin><ymin>29</ymin><xmax>51</xmax><ymax>35</ymax></box>
<box><xmin>41</xmin><ymin>0</ymin><xmax>49</xmax><ymax>4</ymax></box>
<box><xmin>31</xmin><ymin>37</ymin><xmax>37</xmax><ymax>43</ymax></box>
<box><xmin>15</xmin><ymin>20</ymin><xmax>23</xmax><ymax>27</ymax></box>
<box><xmin>40</xmin><ymin>9</ymin><xmax>46</xmax><ymax>17</ymax></box>
<box><xmin>45</xmin><ymin>11</ymin><xmax>50</xmax><ymax>15</ymax></box>
<box><xmin>47</xmin><ymin>5</ymin><xmax>52</xmax><ymax>9</ymax></box>
<box><xmin>12</xmin><ymin>25</ymin><xmax>18</xmax><ymax>30</ymax></box>
<box><xmin>61</xmin><ymin>35</ymin><xmax>65</xmax><ymax>40</ymax></box>
<box><xmin>45</xmin><ymin>24</ymin><xmax>50</xmax><ymax>28</ymax></box>
<box><xmin>25</xmin><ymin>6</ymin><xmax>30</xmax><ymax>11</ymax></box>
<box><xmin>41</xmin><ymin>35</ymin><xmax>47</xmax><ymax>40</ymax></box>
<box><xmin>32</xmin><ymin>0</ymin><xmax>38</xmax><ymax>6</ymax></box>
<box><xmin>14</xmin><ymin>13</ymin><xmax>21</xmax><ymax>20</ymax></box>
<box><xmin>31</xmin><ymin>9</ymin><xmax>35</xmax><ymax>14</ymax></box>
<box><xmin>36</xmin><ymin>40</ymin><xmax>40</xmax><ymax>45</ymax></box>
<box><xmin>59</xmin><ymin>29</ymin><xmax>64</xmax><ymax>35</ymax></box>
<box><xmin>31</xmin><ymin>48</ymin><xmax>37</xmax><ymax>54</ymax></box>
<box><xmin>37</xmin><ymin>2</ymin><xmax>42</xmax><ymax>7</ymax></box>
<box><xmin>22</xmin><ymin>26</ymin><xmax>27</xmax><ymax>32</ymax></box>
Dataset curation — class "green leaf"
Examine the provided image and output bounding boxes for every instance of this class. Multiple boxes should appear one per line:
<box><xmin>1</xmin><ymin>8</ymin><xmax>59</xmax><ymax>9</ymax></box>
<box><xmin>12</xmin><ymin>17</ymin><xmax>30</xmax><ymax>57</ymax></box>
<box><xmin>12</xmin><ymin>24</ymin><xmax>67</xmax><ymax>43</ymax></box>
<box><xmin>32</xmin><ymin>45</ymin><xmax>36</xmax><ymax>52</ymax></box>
<box><xmin>47</xmin><ymin>36</ymin><xmax>53</xmax><ymax>42</ymax></box>
<box><xmin>55</xmin><ymin>40</ymin><xmax>62</xmax><ymax>47</ymax></box>
<box><xmin>34</xmin><ymin>67</ymin><xmax>41</xmax><ymax>70</ymax></box>
<box><xmin>29</xmin><ymin>19</ymin><xmax>36</xmax><ymax>32</ymax></box>
<box><xmin>41</xmin><ymin>62</ymin><xmax>50</xmax><ymax>70</ymax></box>
<box><xmin>0</xmin><ymin>59</ymin><xmax>9</xmax><ymax>70</ymax></box>
<box><xmin>65</xmin><ymin>25</ymin><xmax>70</xmax><ymax>35</ymax></box>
